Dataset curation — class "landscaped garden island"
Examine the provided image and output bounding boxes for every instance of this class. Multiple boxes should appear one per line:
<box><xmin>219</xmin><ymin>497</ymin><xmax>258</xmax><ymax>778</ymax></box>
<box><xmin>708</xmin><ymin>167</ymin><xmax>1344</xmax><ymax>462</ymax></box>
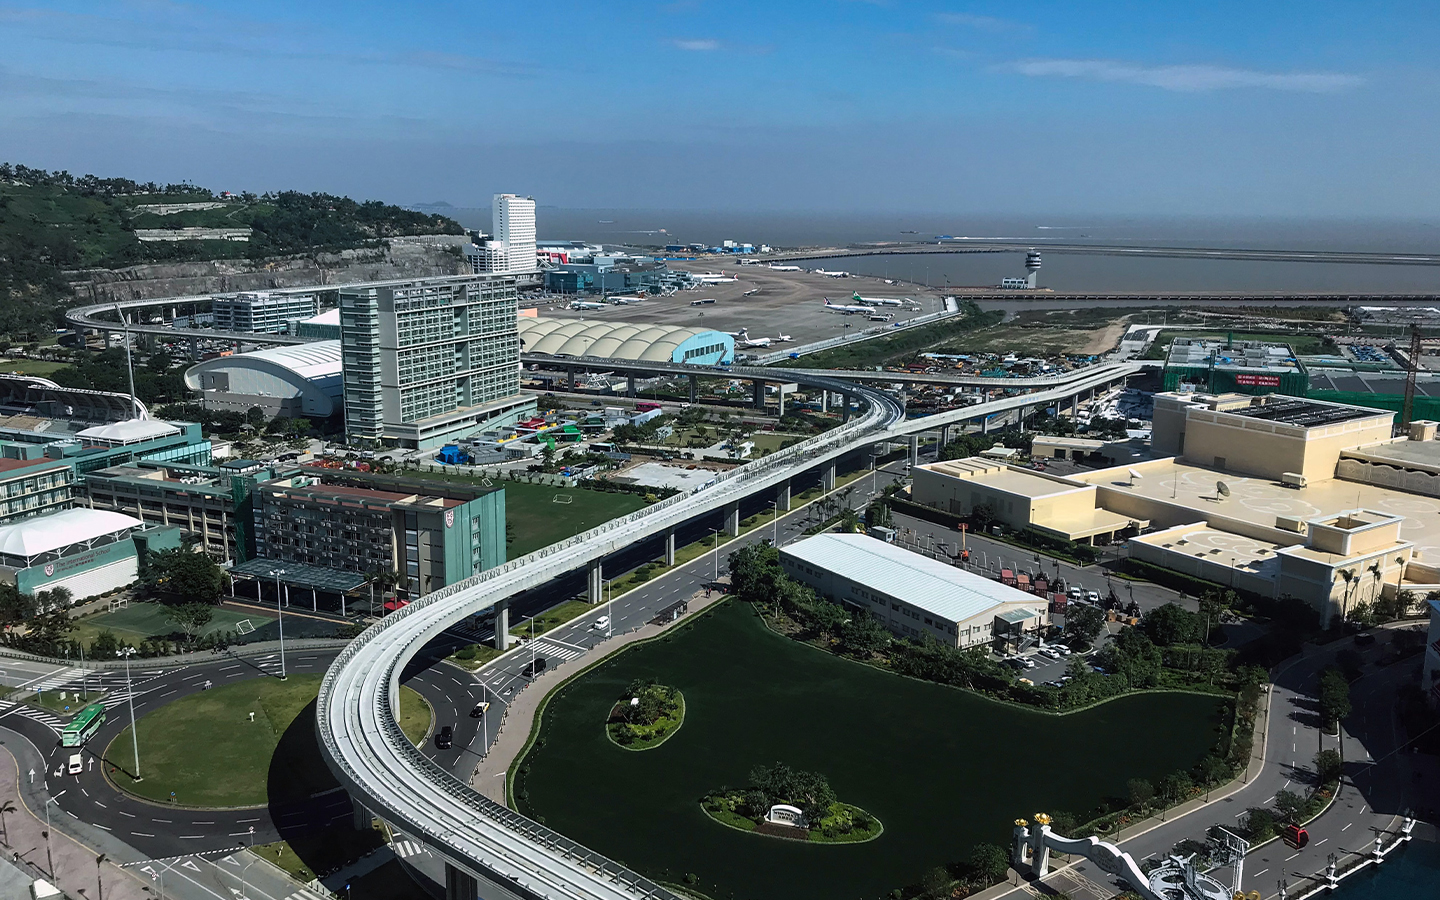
<box><xmin>512</xmin><ymin>600</ymin><xmax>1232</xmax><ymax>900</ymax></box>
<box><xmin>702</xmin><ymin>762</ymin><xmax>882</xmax><ymax>843</ymax></box>
<box><xmin>607</xmin><ymin>679</ymin><xmax>685</xmax><ymax>749</ymax></box>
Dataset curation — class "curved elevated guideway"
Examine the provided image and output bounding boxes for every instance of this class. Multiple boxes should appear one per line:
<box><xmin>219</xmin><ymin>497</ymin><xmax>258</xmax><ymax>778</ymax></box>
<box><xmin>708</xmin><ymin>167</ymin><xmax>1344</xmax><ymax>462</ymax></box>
<box><xmin>317</xmin><ymin>360</ymin><xmax>1137</xmax><ymax>900</ymax></box>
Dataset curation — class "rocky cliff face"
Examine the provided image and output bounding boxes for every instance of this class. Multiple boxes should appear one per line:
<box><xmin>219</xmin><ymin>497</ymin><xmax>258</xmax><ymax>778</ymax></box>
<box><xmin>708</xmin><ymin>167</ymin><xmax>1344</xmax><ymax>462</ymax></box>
<box><xmin>66</xmin><ymin>235</ymin><xmax>472</xmax><ymax>302</ymax></box>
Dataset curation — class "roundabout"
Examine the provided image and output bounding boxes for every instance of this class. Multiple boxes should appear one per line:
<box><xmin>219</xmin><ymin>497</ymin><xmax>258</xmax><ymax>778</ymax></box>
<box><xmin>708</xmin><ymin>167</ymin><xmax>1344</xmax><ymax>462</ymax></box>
<box><xmin>103</xmin><ymin>674</ymin><xmax>431</xmax><ymax>808</ymax></box>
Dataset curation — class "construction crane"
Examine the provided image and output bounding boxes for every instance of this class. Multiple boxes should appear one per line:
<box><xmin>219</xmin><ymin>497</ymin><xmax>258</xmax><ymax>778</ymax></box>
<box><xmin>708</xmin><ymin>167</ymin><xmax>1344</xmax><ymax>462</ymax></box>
<box><xmin>1401</xmin><ymin>323</ymin><xmax>1422</xmax><ymax>431</ymax></box>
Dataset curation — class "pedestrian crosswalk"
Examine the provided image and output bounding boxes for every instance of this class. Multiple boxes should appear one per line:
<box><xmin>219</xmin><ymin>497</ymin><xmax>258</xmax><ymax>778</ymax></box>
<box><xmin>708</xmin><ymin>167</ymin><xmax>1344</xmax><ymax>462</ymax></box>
<box><xmin>392</xmin><ymin>836</ymin><xmax>429</xmax><ymax>858</ymax></box>
<box><xmin>0</xmin><ymin>698</ymin><xmax>65</xmax><ymax>732</ymax></box>
<box><xmin>530</xmin><ymin>638</ymin><xmax>584</xmax><ymax>662</ymax></box>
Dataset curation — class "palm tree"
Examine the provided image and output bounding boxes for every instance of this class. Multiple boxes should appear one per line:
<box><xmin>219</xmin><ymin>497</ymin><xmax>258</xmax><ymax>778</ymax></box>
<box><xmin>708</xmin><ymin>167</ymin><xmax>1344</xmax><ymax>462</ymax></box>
<box><xmin>1367</xmin><ymin>562</ymin><xmax>1383</xmax><ymax>605</ymax></box>
<box><xmin>1338</xmin><ymin>568</ymin><xmax>1357</xmax><ymax>623</ymax></box>
<box><xmin>0</xmin><ymin>799</ymin><xmax>14</xmax><ymax>844</ymax></box>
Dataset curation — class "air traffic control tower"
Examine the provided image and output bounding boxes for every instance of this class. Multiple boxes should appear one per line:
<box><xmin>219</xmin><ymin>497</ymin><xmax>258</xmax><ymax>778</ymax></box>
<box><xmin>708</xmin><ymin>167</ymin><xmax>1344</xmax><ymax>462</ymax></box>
<box><xmin>1024</xmin><ymin>249</ymin><xmax>1041</xmax><ymax>288</ymax></box>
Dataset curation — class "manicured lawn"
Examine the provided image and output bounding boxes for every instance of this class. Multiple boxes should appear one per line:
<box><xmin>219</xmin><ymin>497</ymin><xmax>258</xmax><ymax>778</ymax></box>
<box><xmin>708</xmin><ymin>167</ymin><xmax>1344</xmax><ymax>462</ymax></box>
<box><xmin>0</xmin><ymin>358</ymin><xmax>69</xmax><ymax>377</ymax></box>
<box><xmin>404</xmin><ymin>473</ymin><xmax>649</xmax><ymax>558</ymax></box>
<box><xmin>255</xmin><ymin>823</ymin><xmax>387</xmax><ymax>883</ymax></box>
<box><xmin>514</xmin><ymin>601</ymin><xmax>1227</xmax><ymax>900</ymax></box>
<box><xmin>449</xmin><ymin>643</ymin><xmax>506</xmax><ymax>671</ymax></box>
<box><xmin>108</xmin><ymin>675</ymin><xmax>431</xmax><ymax>807</ymax></box>
<box><xmin>71</xmin><ymin>601</ymin><xmax>275</xmax><ymax>647</ymax></box>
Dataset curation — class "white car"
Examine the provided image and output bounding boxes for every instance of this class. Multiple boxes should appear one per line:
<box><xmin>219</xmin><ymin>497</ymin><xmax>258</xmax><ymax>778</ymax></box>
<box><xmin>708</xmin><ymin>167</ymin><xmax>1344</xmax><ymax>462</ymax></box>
<box><xmin>67</xmin><ymin>754</ymin><xmax>83</xmax><ymax>775</ymax></box>
<box><xmin>1086</xmin><ymin>591</ymin><xmax>1102</xmax><ymax>604</ymax></box>
<box><xmin>591</xmin><ymin>615</ymin><xmax>611</xmax><ymax>631</ymax></box>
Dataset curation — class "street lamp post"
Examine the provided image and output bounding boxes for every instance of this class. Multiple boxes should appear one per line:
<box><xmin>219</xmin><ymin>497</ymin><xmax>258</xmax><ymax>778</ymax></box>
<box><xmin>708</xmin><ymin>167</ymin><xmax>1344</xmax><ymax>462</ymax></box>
<box><xmin>603</xmin><ymin>579</ymin><xmax>613</xmax><ymax>639</ymax></box>
<box><xmin>769</xmin><ymin>501</ymin><xmax>779</xmax><ymax>546</ymax></box>
<box><xmin>269</xmin><ymin>569</ymin><xmax>287</xmax><ymax>680</ymax></box>
<box><xmin>118</xmin><ymin>647</ymin><xmax>141</xmax><ymax>780</ymax></box>
<box><xmin>709</xmin><ymin>528</ymin><xmax>722</xmax><ymax>583</ymax></box>
<box><xmin>43</xmin><ymin>796</ymin><xmax>57</xmax><ymax>876</ymax></box>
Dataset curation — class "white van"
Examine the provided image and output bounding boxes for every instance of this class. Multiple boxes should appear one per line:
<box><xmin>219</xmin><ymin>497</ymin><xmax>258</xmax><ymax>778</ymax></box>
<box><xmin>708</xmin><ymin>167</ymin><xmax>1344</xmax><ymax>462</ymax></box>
<box><xmin>67</xmin><ymin>754</ymin><xmax>82</xmax><ymax>775</ymax></box>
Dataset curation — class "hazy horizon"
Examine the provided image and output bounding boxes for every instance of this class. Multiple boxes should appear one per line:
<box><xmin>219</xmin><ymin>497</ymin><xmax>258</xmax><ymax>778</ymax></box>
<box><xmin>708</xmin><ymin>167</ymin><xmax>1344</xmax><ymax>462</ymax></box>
<box><xmin>4</xmin><ymin>2</ymin><xmax>1438</xmax><ymax>219</ymax></box>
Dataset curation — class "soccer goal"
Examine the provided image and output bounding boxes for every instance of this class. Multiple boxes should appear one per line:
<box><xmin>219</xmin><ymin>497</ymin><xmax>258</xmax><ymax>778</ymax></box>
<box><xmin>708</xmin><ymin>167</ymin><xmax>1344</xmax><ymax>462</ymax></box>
<box><xmin>235</xmin><ymin>619</ymin><xmax>256</xmax><ymax>635</ymax></box>
<box><xmin>108</xmin><ymin>598</ymin><xmax>129</xmax><ymax>613</ymax></box>
<box><xmin>480</xmin><ymin>477</ymin><xmax>494</xmax><ymax>487</ymax></box>
<box><xmin>552</xmin><ymin>494</ymin><xmax>574</xmax><ymax>505</ymax></box>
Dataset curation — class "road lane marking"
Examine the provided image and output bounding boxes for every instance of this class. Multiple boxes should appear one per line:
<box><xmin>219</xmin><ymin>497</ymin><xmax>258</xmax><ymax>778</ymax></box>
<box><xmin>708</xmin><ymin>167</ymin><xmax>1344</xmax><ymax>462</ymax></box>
<box><xmin>1343</xmin><ymin>823</ymin><xmax>1352</xmax><ymax>831</ymax></box>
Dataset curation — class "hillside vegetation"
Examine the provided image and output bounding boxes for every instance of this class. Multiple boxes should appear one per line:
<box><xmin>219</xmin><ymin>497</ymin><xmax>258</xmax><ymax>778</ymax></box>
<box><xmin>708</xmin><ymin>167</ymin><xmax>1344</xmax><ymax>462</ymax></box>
<box><xmin>0</xmin><ymin>162</ymin><xmax>463</xmax><ymax>338</ymax></box>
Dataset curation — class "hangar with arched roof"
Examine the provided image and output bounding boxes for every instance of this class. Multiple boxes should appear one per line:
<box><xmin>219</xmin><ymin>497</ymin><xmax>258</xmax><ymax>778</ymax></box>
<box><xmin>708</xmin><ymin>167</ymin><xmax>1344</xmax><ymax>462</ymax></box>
<box><xmin>517</xmin><ymin>319</ymin><xmax>733</xmax><ymax>364</ymax></box>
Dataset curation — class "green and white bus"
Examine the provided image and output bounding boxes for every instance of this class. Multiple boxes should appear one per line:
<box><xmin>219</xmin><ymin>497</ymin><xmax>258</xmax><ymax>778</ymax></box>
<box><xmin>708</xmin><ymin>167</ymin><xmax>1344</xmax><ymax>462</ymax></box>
<box><xmin>61</xmin><ymin>703</ymin><xmax>106</xmax><ymax>748</ymax></box>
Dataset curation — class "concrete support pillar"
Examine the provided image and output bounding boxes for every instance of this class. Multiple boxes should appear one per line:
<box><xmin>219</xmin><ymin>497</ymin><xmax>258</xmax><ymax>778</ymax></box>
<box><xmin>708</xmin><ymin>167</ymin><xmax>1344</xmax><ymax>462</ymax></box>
<box><xmin>567</xmin><ymin>369</ymin><xmax>576</xmax><ymax>391</ymax></box>
<box><xmin>908</xmin><ymin>434</ymin><xmax>920</xmax><ymax>468</ymax></box>
<box><xmin>726</xmin><ymin>503</ymin><xmax>741</xmax><ymax>537</ymax></box>
<box><xmin>351</xmin><ymin>800</ymin><xmax>370</xmax><ymax>831</ymax></box>
<box><xmin>842</xmin><ymin>394</ymin><xmax>852</xmax><ymax>423</ymax></box>
<box><xmin>777</xmin><ymin>480</ymin><xmax>791</xmax><ymax>512</ymax></box>
<box><xmin>981</xmin><ymin>415</ymin><xmax>991</xmax><ymax>435</ymax></box>
<box><xmin>752</xmin><ymin>380</ymin><xmax>766</xmax><ymax>410</ymax></box>
<box><xmin>493</xmin><ymin>600</ymin><xmax>509</xmax><ymax>651</ymax></box>
<box><xmin>588</xmin><ymin>560</ymin><xmax>604</xmax><ymax>604</ymax></box>
<box><xmin>822</xmin><ymin>464</ymin><xmax>836</xmax><ymax>492</ymax></box>
<box><xmin>664</xmin><ymin>531</ymin><xmax>676</xmax><ymax>566</ymax></box>
<box><xmin>627</xmin><ymin>375</ymin><xmax>636</xmax><ymax>397</ymax></box>
<box><xmin>820</xmin><ymin>391</ymin><xmax>830</xmax><ymax>413</ymax></box>
<box><xmin>189</xmin><ymin>336</ymin><xmax>199</xmax><ymax>360</ymax></box>
<box><xmin>445</xmin><ymin>864</ymin><xmax>479</xmax><ymax>900</ymax></box>
<box><xmin>777</xmin><ymin>387</ymin><xmax>786</xmax><ymax>417</ymax></box>
<box><xmin>938</xmin><ymin>424</ymin><xmax>950</xmax><ymax>450</ymax></box>
<box><xmin>688</xmin><ymin>374</ymin><xmax>698</xmax><ymax>403</ymax></box>
<box><xmin>101</xmin><ymin>329</ymin><xmax>110</xmax><ymax>348</ymax></box>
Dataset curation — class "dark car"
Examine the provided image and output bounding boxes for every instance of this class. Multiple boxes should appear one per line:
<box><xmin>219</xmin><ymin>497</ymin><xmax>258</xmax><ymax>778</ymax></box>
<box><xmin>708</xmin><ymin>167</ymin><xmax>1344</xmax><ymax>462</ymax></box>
<box><xmin>435</xmin><ymin>725</ymin><xmax>453</xmax><ymax>750</ymax></box>
<box><xmin>520</xmin><ymin>657</ymin><xmax>547</xmax><ymax>678</ymax></box>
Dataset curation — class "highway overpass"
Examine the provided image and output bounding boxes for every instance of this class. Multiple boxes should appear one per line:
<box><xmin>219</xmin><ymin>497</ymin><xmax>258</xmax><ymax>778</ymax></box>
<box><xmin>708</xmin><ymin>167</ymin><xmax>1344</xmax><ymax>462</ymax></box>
<box><xmin>317</xmin><ymin>361</ymin><xmax>1136</xmax><ymax>900</ymax></box>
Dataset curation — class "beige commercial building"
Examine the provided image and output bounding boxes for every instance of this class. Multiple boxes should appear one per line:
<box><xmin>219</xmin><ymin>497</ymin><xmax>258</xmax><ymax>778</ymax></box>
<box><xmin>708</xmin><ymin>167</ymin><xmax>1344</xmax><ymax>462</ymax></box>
<box><xmin>910</xmin><ymin>391</ymin><xmax>1440</xmax><ymax>621</ymax></box>
<box><xmin>911</xmin><ymin>458</ymin><xmax>1145</xmax><ymax>544</ymax></box>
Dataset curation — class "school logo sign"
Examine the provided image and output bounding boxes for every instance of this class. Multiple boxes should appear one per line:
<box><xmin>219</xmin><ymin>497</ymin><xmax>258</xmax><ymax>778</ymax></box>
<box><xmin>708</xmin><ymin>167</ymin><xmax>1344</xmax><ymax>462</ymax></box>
<box><xmin>44</xmin><ymin>564</ymin><xmax>54</xmax><ymax>577</ymax></box>
<box><xmin>445</xmin><ymin>509</ymin><xmax>455</xmax><ymax>528</ymax></box>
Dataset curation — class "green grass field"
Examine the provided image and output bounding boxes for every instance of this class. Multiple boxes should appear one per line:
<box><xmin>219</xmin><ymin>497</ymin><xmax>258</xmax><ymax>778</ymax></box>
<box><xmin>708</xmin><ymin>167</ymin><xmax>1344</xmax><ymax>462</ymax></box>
<box><xmin>107</xmin><ymin>674</ymin><xmax>430</xmax><ymax>807</ymax></box>
<box><xmin>0</xmin><ymin>358</ymin><xmax>69</xmax><ymax>377</ymax></box>
<box><xmin>71</xmin><ymin>601</ymin><xmax>274</xmax><ymax>647</ymax></box>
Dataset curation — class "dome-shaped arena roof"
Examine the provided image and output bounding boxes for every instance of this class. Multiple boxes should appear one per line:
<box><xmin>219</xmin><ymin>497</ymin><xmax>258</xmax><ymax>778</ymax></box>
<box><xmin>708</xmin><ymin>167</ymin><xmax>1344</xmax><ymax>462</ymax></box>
<box><xmin>517</xmin><ymin>318</ymin><xmax>733</xmax><ymax>365</ymax></box>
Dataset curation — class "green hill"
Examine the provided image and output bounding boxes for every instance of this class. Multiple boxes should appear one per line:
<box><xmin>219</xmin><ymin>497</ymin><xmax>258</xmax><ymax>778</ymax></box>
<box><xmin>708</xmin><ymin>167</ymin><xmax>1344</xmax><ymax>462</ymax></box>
<box><xmin>0</xmin><ymin>162</ymin><xmax>463</xmax><ymax>338</ymax></box>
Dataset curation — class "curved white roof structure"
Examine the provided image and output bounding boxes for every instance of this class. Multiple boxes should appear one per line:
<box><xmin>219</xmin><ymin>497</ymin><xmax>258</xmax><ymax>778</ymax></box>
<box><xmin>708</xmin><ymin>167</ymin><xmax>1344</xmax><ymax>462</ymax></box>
<box><xmin>184</xmin><ymin>340</ymin><xmax>344</xmax><ymax>417</ymax></box>
<box><xmin>0</xmin><ymin>508</ymin><xmax>144</xmax><ymax>561</ymax></box>
<box><xmin>517</xmin><ymin>319</ymin><xmax>732</xmax><ymax>364</ymax></box>
<box><xmin>76</xmin><ymin>418</ymin><xmax>181</xmax><ymax>445</ymax></box>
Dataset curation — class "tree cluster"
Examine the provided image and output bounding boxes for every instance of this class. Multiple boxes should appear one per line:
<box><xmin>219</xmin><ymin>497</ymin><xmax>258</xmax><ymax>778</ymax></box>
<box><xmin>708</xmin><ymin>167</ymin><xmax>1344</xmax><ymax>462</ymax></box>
<box><xmin>613</xmin><ymin>678</ymin><xmax>679</xmax><ymax>727</ymax></box>
<box><xmin>141</xmin><ymin>547</ymin><xmax>226</xmax><ymax>605</ymax></box>
<box><xmin>745</xmin><ymin>762</ymin><xmax>837</xmax><ymax>821</ymax></box>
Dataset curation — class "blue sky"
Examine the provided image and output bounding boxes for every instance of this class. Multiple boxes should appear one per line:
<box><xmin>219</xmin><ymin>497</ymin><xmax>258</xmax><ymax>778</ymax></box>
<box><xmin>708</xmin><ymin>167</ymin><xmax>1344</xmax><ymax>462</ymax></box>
<box><xmin>2</xmin><ymin>1</ymin><xmax>1436</xmax><ymax>216</ymax></box>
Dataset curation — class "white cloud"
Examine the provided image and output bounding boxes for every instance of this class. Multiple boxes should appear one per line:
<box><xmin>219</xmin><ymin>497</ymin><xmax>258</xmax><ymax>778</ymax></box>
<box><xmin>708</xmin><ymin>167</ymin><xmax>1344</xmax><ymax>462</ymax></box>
<box><xmin>1005</xmin><ymin>58</ymin><xmax>1363</xmax><ymax>93</ymax></box>
<box><xmin>672</xmin><ymin>38</ymin><xmax>720</xmax><ymax>51</ymax></box>
<box><xmin>936</xmin><ymin>12</ymin><xmax>1016</xmax><ymax>31</ymax></box>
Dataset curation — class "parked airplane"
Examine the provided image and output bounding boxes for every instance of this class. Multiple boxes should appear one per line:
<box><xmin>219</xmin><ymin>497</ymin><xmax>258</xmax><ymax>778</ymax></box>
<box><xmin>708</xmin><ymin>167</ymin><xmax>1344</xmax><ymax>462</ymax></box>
<box><xmin>815</xmin><ymin>269</ymin><xmax>850</xmax><ymax>278</ymax></box>
<box><xmin>606</xmin><ymin>295</ymin><xmax>646</xmax><ymax>304</ymax></box>
<box><xmin>822</xmin><ymin>298</ymin><xmax>871</xmax><ymax>315</ymax></box>
<box><xmin>727</xmin><ymin>327</ymin><xmax>772</xmax><ymax>348</ymax></box>
<box><xmin>571</xmin><ymin>301</ymin><xmax>605</xmax><ymax>310</ymax></box>
<box><xmin>850</xmin><ymin>291</ymin><xmax>905</xmax><ymax>307</ymax></box>
<box><xmin>692</xmin><ymin>272</ymin><xmax>739</xmax><ymax>284</ymax></box>
<box><xmin>773</xmin><ymin>333</ymin><xmax>792</xmax><ymax>343</ymax></box>
<box><xmin>767</xmin><ymin>264</ymin><xmax>801</xmax><ymax>272</ymax></box>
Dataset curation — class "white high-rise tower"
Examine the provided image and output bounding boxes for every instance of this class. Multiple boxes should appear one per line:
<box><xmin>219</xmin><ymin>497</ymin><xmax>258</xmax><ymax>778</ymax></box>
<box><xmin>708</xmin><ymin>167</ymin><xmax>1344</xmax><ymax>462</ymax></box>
<box><xmin>492</xmin><ymin>193</ymin><xmax>536</xmax><ymax>273</ymax></box>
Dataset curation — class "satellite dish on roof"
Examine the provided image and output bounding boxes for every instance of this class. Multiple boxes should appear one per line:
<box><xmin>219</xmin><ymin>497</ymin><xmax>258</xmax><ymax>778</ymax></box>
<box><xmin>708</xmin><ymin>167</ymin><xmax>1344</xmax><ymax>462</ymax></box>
<box><xmin>1128</xmin><ymin>468</ymin><xmax>1143</xmax><ymax>480</ymax></box>
<box><xmin>1217</xmin><ymin>481</ymin><xmax>1231</xmax><ymax>498</ymax></box>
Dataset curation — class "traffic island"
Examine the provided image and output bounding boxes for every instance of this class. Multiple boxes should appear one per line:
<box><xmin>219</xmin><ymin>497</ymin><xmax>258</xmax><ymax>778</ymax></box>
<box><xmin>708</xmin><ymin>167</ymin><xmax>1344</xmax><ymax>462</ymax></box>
<box><xmin>105</xmin><ymin>674</ymin><xmax>431</xmax><ymax>807</ymax></box>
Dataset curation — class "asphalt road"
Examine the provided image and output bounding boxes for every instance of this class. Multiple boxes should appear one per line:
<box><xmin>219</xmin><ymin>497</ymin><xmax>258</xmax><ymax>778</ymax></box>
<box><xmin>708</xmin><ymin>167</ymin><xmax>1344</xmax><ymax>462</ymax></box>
<box><xmin>985</xmin><ymin>627</ymin><xmax>1435</xmax><ymax>900</ymax></box>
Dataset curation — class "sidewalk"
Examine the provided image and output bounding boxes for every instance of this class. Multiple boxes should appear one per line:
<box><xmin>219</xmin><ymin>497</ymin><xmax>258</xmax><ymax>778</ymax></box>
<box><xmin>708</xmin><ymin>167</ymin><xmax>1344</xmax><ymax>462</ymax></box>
<box><xmin>0</xmin><ymin>740</ymin><xmax>149</xmax><ymax>900</ymax></box>
<box><xmin>470</xmin><ymin>586</ymin><xmax>728</xmax><ymax>804</ymax></box>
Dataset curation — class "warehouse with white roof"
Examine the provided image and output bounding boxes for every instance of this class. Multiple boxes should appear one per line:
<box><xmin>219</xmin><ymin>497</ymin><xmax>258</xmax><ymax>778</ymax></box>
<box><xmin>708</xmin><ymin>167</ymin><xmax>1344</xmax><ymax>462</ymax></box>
<box><xmin>779</xmin><ymin>533</ymin><xmax>1047</xmax><ymax>650</ymax></box>
<box><xmin>184</xmin><ymin>340</ymin><xmax>344</xmax><ymax>418</ymax></box>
